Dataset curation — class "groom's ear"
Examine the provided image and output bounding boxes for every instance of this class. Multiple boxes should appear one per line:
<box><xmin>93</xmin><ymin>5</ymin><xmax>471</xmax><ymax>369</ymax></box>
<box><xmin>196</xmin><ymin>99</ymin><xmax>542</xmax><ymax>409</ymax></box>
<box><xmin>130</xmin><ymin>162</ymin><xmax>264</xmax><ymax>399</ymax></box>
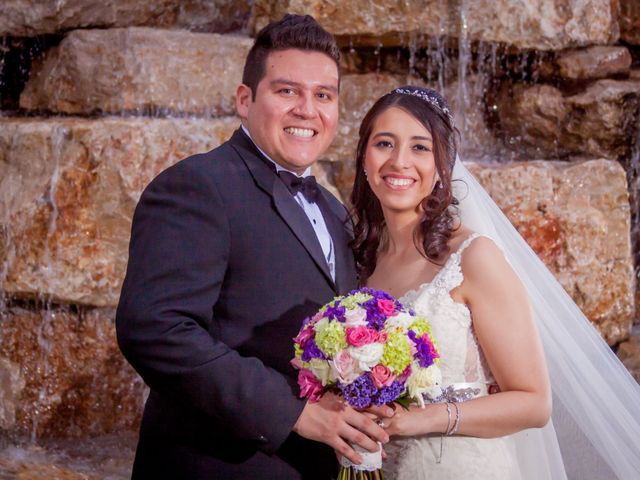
<box><xmin>236</xmin><ymin>84</ymin><xmax>252</xmax><ymax>120</ymax></box>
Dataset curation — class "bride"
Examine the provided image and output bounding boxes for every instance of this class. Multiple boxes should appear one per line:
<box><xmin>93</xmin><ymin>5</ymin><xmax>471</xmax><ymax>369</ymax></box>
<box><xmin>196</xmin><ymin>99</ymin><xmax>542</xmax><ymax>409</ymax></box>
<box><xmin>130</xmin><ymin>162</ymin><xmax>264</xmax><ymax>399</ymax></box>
<box><xmin>349</xmin><ymin>86</ymin><xmax>640</xmax><ymax>479</ymax></box>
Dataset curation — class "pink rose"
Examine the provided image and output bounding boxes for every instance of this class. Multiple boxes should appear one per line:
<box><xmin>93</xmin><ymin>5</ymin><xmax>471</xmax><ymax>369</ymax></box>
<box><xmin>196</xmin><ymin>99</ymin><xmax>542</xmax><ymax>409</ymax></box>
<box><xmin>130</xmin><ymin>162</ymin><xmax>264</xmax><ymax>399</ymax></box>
<box><xmin>371</xmin><ymin>364</ymin><xmax>396</xmax><ymax>389</ymax></box>
<box><xmin>293</xmin><ymin>326</ymin><xmax>314</xmax><ymax>347</ymax></box>
<box><xmin>331</xmin><ymin>350</ymin><xmax>359</xmax><ymax>384</ymax></box>
<box><xmin>346</xmin><ymin>326</ymin><xmax>378</xmax><ymax>347</ymax></box>
<box><xmin>377</xmin><ymin>299</ymin><xmax>396</xmax><ymax>316</ymax></box>
<box><xmin>376</xmin><ymin>331</ymin><xmax>388</xmax><ymax>343</ymax></box>
<box><xmin>298</xmin><ymin>369</ymin><xmax>323</xmax><ymax>402</ymax></box>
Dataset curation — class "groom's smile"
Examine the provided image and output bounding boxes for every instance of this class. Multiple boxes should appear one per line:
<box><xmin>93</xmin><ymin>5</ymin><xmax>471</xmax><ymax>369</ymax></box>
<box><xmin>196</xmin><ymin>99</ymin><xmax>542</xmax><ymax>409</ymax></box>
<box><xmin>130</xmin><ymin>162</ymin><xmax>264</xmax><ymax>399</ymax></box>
<box><xmin>236</xmin><ymin>48</ymin><xmax>340</xmax><ymax>175</ymax></box>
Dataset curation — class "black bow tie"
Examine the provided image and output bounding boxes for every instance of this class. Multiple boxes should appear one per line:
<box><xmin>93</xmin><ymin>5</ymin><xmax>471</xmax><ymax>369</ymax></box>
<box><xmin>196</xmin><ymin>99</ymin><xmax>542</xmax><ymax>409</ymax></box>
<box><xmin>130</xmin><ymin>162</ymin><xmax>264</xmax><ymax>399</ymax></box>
<box><xmin>278</xmin><ymin>171</ymin><xmax>319</xmax><ymax>203</ymax></box>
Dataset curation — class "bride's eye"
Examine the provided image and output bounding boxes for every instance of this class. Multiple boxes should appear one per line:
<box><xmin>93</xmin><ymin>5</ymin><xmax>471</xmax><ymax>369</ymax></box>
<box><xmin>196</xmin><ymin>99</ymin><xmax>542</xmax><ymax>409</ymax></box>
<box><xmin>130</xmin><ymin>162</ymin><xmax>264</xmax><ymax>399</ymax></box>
<box><xmin>374</xmin><ymin>140</ymin><xmax>393</xmax><ymax>149</ymax></box>
<box><xmin>413</xmin><ymin>144</ymin><xmax>432</xmax><ymax>152</ymax></box>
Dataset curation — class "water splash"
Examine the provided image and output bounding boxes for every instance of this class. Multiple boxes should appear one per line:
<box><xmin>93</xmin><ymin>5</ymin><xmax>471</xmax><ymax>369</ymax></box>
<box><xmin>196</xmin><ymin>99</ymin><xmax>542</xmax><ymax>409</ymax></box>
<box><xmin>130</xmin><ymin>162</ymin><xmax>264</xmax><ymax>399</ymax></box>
<box><xmin>29</xmin><ymin>125</ymin><xmax>64</xmax><ymax>442</ymax></box>
<box><xmin>456</xmin><ymin>0</ymin><xmax>471</xmax><ymax>137</ymax></box>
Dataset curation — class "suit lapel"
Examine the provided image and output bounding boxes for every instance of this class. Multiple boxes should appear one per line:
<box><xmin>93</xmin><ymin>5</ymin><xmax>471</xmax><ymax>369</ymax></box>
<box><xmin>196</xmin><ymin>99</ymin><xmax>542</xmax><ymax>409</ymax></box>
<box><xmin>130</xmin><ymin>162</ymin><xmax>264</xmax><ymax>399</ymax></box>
<box><xmin>230</xmin><ymin>129</ymin><xmax>336</xmax><ymax>290</ymax></box>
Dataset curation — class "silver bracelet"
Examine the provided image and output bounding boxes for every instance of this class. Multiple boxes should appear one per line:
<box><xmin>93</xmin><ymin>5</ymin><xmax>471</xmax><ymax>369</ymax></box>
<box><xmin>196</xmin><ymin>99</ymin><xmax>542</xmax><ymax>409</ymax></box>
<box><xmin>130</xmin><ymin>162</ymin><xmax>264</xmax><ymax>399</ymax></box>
<box><xmin>448</xmin><ymin>402</ymin><xmax>461</xmax><ymax>436</ymax></box>
<box><xmin>438</xmin><ymin>403</ymin><xmax>453</xmax><ymax>464</ymax></box>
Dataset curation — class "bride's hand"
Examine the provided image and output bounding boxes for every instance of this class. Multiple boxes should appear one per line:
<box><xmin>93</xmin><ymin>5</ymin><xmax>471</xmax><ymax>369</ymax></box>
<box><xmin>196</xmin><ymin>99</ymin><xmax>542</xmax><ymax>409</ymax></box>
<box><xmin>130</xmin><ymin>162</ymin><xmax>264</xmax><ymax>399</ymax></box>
<box><xmin>383</xmin><ymin>404</ymin><xmax>433</xmax><ymax>437</ymax></box>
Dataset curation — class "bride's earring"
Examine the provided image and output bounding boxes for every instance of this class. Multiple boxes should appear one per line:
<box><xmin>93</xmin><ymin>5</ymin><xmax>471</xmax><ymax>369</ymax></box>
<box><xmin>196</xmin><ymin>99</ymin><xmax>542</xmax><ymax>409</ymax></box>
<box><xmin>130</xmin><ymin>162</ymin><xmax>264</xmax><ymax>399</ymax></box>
<box><xmin>364</xmin><ymin>168</ymin><xmax>368</xmax><ymax>179</ymax></box>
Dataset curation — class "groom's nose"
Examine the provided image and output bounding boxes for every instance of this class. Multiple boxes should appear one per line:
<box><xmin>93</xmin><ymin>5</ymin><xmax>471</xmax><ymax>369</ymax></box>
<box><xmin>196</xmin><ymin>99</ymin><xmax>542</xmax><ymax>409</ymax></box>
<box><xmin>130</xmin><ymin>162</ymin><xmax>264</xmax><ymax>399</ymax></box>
<box><xmin>291</xmin><ymin>92</ymin><xmax>318</xmax><ymax>119</ymax></box>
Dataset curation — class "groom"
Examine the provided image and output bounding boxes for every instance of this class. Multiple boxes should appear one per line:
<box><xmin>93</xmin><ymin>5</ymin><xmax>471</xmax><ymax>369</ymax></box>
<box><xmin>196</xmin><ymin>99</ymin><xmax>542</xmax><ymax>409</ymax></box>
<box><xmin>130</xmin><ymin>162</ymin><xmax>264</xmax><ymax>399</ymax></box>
<box><xmin>116</xmin><ymin>14</ymin><xmax>390</xmax><ymax>479</ymax></box>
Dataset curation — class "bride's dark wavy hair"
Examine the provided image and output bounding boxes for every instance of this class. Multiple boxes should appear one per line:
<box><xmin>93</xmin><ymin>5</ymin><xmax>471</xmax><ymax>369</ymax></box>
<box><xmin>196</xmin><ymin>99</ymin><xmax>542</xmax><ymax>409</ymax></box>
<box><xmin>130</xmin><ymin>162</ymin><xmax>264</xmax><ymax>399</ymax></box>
<box><xmin>350</xmin><ymin>86</ymin><xmax>459</xmax><ymax>280</ymax></box>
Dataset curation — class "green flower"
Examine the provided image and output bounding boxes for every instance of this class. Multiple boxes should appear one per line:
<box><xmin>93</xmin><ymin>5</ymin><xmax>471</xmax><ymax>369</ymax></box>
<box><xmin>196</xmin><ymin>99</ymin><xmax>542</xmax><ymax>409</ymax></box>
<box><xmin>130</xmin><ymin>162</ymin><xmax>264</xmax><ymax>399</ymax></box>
<box><xmin>381</xmin><ymin>331</ymin><xmax>412</xmax><ymax>374</ymax></box>
<box><xmin>410</xmin><ymin>317</ymin><xmax>433</xmax><ymax>337</ymax></box>
<box><xmin>341</xmin><ymin>292</ymin><xmax>373</xmax><ymax>310</ymax></box>
<box><xmin>315</xmin><ymin>321</ymin><xmax>347</xmax><ymax>357</ymax></box>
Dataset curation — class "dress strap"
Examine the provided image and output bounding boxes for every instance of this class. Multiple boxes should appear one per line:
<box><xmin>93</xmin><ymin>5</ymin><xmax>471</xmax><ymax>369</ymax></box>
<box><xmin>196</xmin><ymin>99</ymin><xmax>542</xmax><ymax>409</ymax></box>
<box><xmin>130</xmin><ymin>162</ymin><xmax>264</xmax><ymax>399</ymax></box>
<box><xmin>434</xmin><ymin>232</ymin><xmax>484</xmax><ymax>293</ymax></box>
<box><xmin>455</xmin><ymin>232</ymin><xmax>482</xmax><ymax>257</ymax></box>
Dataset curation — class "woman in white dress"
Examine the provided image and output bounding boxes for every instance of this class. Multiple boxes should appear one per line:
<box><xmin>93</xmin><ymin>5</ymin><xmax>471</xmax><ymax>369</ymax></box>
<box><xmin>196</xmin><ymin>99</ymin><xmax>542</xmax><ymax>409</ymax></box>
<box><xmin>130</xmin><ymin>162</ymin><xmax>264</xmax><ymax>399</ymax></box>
<box><xmin>350</xmin><ymin>86</ymin><xmax>640</xmax><ymax>479</ymax></box>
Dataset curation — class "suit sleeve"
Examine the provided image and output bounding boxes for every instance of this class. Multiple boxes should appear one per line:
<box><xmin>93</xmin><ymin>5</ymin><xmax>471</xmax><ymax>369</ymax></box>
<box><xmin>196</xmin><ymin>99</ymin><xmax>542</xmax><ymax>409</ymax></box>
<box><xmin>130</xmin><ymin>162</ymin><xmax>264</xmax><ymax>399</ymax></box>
<box><xmin>116</xmin><ymin>158</ymin><xmax>304</xmax><ymax>453</ymax></box>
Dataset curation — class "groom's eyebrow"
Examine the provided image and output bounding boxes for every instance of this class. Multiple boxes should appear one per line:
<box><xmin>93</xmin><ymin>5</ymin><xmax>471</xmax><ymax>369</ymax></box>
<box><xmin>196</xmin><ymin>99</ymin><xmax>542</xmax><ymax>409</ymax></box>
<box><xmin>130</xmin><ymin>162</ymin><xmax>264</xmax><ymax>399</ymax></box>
<box><xmin>270</xmin><ymin>78</ymin><xmax>338</xmax><ymax>93</ymax></box>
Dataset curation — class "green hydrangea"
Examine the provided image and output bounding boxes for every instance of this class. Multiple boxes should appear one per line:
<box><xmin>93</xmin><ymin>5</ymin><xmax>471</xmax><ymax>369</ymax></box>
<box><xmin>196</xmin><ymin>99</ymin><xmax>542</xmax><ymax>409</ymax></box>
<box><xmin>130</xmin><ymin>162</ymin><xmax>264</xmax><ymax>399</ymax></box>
<box><xmin>381</xmin><ymin>331</ymin><xmax>412</xmax><ymax>374</ymax></box>
<box><xmin>315</xmin><ymin>321</ymin><xmax>347</xmax><ymax>357</ymax></box>
<box><xmin>341</xmin><ymin>292</ymin><xmax>373</xmax><ymax>310</ymax></box>
<box><xmin>410</xmin><ymin>317</ymin><xmax>433</xmax><ymax>337</ymax></box>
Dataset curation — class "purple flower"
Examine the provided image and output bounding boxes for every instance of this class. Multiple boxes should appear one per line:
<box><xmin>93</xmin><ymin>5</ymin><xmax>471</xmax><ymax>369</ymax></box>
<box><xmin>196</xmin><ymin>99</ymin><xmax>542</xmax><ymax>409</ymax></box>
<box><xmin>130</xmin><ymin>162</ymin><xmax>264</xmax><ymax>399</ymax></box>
<box><xmin>301</xmin><ymin>339</ymin><xmax>328</xmax><ymax>362</ymax></box>
<box><xmin>408</xmin><ymin>330</ymin><xmax>439</xmax><ymax>368</ymax></box>
<box><xmin>339</xmin><ymin>373</ymin><xmax>377</xmax><ymax>409</ymax></box>
<box><xmin>325</xmin><ymin>302</ymin><xmax>346</xmax><ymax>322</ymax></box>
<box><xmin>373</xmin><ymin>380</ymin><xmax>405</xmax><ymax>406</ymax></box>
<box><xmin>363</xmin><ymin>298</ymin><xmax>387</xmax><ymax>330</ymax></box>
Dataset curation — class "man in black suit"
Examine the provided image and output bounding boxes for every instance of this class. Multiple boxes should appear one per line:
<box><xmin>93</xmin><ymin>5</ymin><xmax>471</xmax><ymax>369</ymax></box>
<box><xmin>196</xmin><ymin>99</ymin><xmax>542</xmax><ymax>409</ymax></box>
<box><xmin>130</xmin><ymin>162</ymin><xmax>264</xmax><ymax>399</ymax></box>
<box><xmin>116</xmin><ymin>14</ymin><xmax>392</xmax><ymax>479</ymax></box>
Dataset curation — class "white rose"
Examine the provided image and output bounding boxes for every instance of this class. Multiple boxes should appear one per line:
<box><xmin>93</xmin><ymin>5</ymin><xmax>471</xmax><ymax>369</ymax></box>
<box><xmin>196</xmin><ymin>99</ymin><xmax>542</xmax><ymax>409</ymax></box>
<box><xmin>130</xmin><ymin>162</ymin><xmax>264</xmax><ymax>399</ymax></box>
<box><xmin>407</xmin><ymin>364</ymin><xmax>442</xmax><ymax>407</ymax></box>
<box><xmin>309</xmin><ymin>358</ymin><xmax>333</xmax><ymax>386</ymax></box>
<box><xmin>384</xmin><ymin>312</ymin><xmax>414</xmax><ymax>331</ymax></box>
<box><xmin>344</xmin><ymin>307</ymin><xmax>367</xmax><ymax>327</ymax></box>
<box><xmin>348</xmin><ymin>343</ymin><xmax>384</xmax><ymax>371</ymax></box>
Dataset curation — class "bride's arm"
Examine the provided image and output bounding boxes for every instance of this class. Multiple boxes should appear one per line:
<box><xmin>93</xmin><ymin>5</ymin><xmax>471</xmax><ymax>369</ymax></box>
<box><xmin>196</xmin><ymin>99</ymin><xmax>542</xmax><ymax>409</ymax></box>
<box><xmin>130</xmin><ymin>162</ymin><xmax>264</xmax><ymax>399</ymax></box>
<box><xmin>385</xmin><ymin>236</ymin><xmax>552</xmax><ymax>438</ymax></box>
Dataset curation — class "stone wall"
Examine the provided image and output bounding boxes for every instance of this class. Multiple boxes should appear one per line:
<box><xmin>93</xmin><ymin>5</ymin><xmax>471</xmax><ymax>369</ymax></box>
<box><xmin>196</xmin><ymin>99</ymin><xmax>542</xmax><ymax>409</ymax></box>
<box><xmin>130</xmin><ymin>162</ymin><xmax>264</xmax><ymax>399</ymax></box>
<box><xmin>1</xmin><ymin>0</ymin><xmax>639</xmax><ymax>462</ymax></box>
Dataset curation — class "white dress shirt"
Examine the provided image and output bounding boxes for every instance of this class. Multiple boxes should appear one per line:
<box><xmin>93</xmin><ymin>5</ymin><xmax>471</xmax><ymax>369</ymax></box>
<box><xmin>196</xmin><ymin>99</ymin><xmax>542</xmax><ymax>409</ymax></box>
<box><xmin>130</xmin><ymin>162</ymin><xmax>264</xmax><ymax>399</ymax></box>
<box><xmin>241</xmin><ymin>126</ymin><xmax>336</xmax><ymax>280</ymax></box>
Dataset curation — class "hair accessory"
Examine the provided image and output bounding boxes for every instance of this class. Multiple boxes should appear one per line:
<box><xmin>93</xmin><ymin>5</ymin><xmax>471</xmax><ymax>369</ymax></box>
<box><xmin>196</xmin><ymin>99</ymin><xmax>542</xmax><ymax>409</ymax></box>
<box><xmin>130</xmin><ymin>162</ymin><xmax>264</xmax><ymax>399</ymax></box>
<box><xmin>393</xmin><ymin>87</ymin><xmax>454</xmax><ymax>123</ymax></box>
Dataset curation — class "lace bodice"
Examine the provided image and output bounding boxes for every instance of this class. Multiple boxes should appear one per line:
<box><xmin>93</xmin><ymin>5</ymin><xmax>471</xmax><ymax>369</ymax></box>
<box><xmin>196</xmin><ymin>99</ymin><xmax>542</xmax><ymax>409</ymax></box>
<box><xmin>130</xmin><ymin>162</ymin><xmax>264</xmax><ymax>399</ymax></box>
<box><xmin>399</xmin><ymin>233</ymin><xmax>495</xmax><ymax>389</ymax></box>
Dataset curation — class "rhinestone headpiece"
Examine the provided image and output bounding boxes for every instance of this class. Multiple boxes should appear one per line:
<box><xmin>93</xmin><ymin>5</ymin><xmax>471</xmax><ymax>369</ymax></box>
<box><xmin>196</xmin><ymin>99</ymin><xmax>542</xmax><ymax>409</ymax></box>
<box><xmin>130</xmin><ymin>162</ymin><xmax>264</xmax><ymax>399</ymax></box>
<box><xmin>392</xmin><ymin>86</ymin><xmax>454</xmax><ymax>124</ymax></box>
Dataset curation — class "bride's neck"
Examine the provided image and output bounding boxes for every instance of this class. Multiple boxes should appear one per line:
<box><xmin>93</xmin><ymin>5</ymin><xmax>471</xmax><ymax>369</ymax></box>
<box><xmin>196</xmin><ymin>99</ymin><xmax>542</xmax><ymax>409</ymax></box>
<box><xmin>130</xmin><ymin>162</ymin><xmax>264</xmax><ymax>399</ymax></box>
<box><xmin>382</xmin><ymin>211</ymin><xmax>422</xmax><ymax>256</ymax></box>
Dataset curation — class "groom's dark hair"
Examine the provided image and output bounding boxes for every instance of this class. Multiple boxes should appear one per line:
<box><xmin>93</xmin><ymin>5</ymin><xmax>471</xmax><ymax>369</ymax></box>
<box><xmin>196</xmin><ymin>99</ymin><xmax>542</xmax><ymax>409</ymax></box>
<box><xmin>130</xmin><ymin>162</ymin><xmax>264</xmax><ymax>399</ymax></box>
<box><xmin>242</xmin><ymin>14</ymin><xmax>340</xmax><ymax>100</ymax></box>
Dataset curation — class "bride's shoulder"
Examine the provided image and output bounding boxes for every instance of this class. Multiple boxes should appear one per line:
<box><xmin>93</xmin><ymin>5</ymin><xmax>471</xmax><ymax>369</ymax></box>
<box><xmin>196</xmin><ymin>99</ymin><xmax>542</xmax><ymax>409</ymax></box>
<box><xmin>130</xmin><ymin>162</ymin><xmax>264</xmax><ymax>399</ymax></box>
<box><xmin>454</xmin><ymin>229</ymin><xmax>509</xmax><ymax>279</ymax></box>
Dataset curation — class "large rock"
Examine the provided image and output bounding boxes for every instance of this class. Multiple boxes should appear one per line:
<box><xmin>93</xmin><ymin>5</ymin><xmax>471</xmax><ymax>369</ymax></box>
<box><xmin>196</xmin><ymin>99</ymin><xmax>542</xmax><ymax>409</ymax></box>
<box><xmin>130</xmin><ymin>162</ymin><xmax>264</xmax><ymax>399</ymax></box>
<box><xmin>252</xmin><ymin>0</ymin><xmax>619</xmax><ymax>50</ymax></box>
<box><xmin>0</xmin><ymin>307</ymin><xmax>145</xmax><ymax>439</ymax></box>
<box><xmin>0</xmin><ymin>358</ymin><xmax>24</xmax><ymax>431</ymax></box>
<box><xmin>620</xmin><ymin>0</ymin><xmax>640</xmax><ymax>45</ymax></box>
<box><xmin>0</xmin><ymin>0</ymin><xmax>250</xmax><ymax>37</ymax></box>
<box><xmin>495</xmin><ymin>79</ymin><xmax>640</xmax><ymax>159</ymax></box>
<box><xmin>555</xmin><ymin>46</ymin><xmax>632</xmax><ymax>80</ymax></box>
<box><xmin>0</xmin><ymin>116</ymin><xmax>240</xmax><ymax>307</ymax></box>
<box><xmin>617</xmin><ymin>331</ymin><xmax>640</xmax><ymax>383</ymax></box>
<box><xmin>468</xmin><ymin>159</ymin><xmax>634</xmax><ymax>345</ymax></box>
<box><xmin>20</xmin><ymin>28</ymin><xmax>253</xmax><ymax>117</ymax></box>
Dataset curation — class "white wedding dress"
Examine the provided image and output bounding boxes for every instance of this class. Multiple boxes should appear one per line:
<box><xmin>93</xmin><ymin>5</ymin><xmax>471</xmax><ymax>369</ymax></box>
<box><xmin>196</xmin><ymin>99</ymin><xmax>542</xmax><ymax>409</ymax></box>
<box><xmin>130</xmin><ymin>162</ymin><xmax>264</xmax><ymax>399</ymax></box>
<box><xmin>383</xmin><ymin>233</ymin><xmax>523</xmax><ymax>479</ymax></box>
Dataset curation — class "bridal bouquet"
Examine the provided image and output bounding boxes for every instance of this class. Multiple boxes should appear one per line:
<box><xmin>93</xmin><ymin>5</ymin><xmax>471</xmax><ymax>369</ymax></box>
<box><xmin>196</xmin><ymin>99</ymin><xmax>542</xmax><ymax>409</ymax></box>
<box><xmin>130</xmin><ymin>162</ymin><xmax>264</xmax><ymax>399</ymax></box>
<box><xmin>291</xmin><ymin>287</ymin><xmax>442</xmax><ymax>479</ymax></box>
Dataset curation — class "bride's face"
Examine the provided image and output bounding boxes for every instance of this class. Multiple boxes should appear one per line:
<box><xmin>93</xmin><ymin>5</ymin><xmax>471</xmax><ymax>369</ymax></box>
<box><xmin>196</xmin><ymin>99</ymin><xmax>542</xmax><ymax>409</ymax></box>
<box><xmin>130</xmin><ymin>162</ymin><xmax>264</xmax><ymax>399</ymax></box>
<box><xmin>364</xmin><ymin>106</ymin><xmax>438</xmax><ymax>216</ymax></box>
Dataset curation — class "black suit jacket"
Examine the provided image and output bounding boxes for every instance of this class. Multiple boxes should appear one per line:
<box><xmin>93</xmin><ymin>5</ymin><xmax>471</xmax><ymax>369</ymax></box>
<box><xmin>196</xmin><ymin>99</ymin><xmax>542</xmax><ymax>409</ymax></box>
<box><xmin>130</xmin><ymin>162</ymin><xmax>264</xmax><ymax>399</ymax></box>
<box><xmin>116</xmin><ymin>129</ymin><xmax>358</xmax><ymax>479</ymax></box>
